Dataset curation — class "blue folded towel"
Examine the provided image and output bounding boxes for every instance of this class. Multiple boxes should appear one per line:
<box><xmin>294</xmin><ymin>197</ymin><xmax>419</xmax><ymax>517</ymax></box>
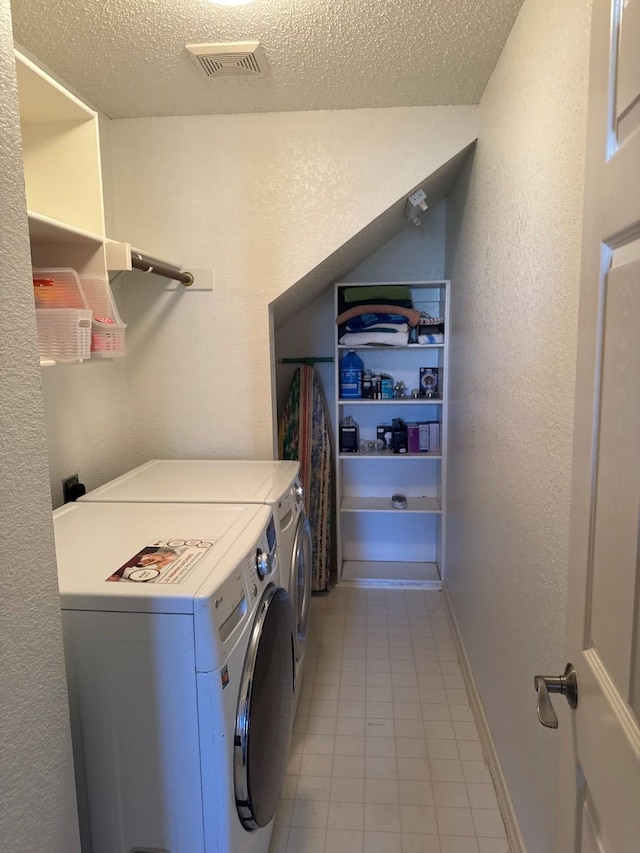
<box><xmin>345</xmin><ymin>313</ymin><xmax>409</xmax><ymax>332</ymax></box>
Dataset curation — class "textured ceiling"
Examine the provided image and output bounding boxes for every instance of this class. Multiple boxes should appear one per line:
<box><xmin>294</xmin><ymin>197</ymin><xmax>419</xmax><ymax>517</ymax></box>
<box><xmin>10</xmin><ymin>0</ymin><xmax>523</xmax><ymax>119</ymax></box>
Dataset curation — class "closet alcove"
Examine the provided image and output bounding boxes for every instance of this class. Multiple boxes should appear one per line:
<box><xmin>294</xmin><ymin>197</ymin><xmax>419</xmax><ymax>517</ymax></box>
<box><xmin>271</xmin><ymin>147</ymin><xmax>474</xmax><ymax>590</ymax></box>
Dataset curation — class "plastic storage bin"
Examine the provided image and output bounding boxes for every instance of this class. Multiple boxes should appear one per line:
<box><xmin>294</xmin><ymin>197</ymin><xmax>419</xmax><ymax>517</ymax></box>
<box><xmin>33</xmin><ymin>267</ymin><xmax>88</xmax><ymax>310</ymax></box>
<box><xmin>33</xmin><ymin>268</ymin><xmax>92</xmax><ymax>363</ymax></box>
<box><xmin>80</xmin><ymin>275</ymin><xmax>126</xmax><ymax>358</ymax></box>
<box><xmin>35</xmin><ymin>309</ymin><xmax>92</xmax><ymax>362</ymax></box>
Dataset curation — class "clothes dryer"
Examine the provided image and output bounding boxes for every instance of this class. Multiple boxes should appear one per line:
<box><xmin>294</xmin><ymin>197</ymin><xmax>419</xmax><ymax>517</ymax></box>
<box><xmin>82</xmin><ymin>459</ymin><xmax>312</xmax><ymax>702</ymax></box>
<box><xmin>54</xmin><ymin>500</ymin><xmax>293</xmax><ymax>853</ymax></box>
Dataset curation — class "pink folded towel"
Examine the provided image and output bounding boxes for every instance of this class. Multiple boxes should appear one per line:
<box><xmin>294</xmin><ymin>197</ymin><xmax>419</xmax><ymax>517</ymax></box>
<box><xmin>336</xmin><ymin>304</ymin><xmax>421</xmax><ymax>327</ymax></box>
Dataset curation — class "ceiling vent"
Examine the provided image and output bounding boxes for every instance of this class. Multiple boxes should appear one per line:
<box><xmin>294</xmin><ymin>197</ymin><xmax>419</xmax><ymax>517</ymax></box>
<box><xmin>186</xmin><ymin>42</ymin><xmax>268</xmax><ymax>78</ymax></box>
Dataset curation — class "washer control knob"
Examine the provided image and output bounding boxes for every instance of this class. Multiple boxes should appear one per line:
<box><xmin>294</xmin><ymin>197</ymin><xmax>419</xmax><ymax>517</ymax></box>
<box><xmin>294</xmin><ymin>484</ymin><xmax>304</xmax><ymax>503</ymax></box>
<box><xmin>255</xmin><ymin>549</ymin><xmax>271</xmax><ymax>581</ymax></box>
<box><xmin>252</xmin><ymin>583</ymin><xmax>258</xmax><ymax>599</ymax></box>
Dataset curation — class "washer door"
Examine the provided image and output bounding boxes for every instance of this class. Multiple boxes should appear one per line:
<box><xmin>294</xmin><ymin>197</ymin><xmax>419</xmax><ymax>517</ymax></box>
<box><xmin>234</xmin><ymin>585</ymin><xmax>293</xmax><ymax>830</ymax></box>
<box><xmin>290</xmin><ymin>514</ymin><xmax>312</xmax><ymax>663</ymax></box>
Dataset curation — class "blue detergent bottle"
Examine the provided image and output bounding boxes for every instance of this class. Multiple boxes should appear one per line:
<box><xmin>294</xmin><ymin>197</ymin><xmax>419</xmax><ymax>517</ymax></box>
<box><xmin>340</xmin><ymin>350</ymin><xmax>364</xmax><ymax>399</ymax></box>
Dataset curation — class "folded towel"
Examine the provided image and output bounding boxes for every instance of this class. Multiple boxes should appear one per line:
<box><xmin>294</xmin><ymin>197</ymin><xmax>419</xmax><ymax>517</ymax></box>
<box><xmin>349</xmin><ymin>322</ymin><xmax>409</xmax><ymax>335</ymax></box>
<box><xmin>343</xmin><ymin>285</ymin><xmax>412</xmax><ymax>305</ymax></box>
<box><xmin>337</xmin><ymin>304</ymin><xmax>421</xmax><ymax>328</ymax></box>
<box><xmin>417</xmin><ymin>312</ymin><xmax>445</xmax><ymax>344</ymax></box>
<box><xmin>418</xmin><ymin>312</ymin><xmax>444</xmax><ymax>327</ymax></box>
<box><xmin>345</xmin><ymin>312</ymin><xmax>409</xmax><ymax>333</ymax></box>
<box><xmin>339</xmin><ymin>323</ymin><xmax>409</xmax><ymax>335</ymax></box>
<box><xmin>339</xmin><ymin>330</ymin><xmax>410</xmax><ymax>347</ymax></box>
<box><xmin>417</xmin><ymin>331</ymin><xmax>444</xmax><ymax>344</ymax></box>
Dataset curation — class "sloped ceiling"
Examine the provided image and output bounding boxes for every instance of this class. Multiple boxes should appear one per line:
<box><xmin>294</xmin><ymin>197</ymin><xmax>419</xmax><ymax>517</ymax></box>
<box><xmin>271</xmin><ymin>144</ymin><xmax>475</xmax><ymax>327</ymax></box>
<box><xmin>11</xmin><ymin>0</ymin><xmax>523</xmax><ymax>118</ymax></box>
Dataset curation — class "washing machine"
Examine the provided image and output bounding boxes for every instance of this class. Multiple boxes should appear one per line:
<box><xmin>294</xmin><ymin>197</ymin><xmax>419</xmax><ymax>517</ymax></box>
<box><xmin>81</xmin><ymin>459</ymin><xmax>312</xmax><ymax>702</ymax></box>
<box><xmin>54</xmin><ymin>500</ymin><xmax>293</xmax><ymax>853</ymax></box>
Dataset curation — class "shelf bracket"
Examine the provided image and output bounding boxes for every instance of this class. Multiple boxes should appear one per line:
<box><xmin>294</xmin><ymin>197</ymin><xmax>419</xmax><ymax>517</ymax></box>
<box><xmin>105</xmin><ymin>240</ymin><xmax>194</xmax><ymax>287</ymax></box>
<box><xmin>130</xmin><ymin>251</ymin><xmax>194</xmax><ymax>287</ymax></box>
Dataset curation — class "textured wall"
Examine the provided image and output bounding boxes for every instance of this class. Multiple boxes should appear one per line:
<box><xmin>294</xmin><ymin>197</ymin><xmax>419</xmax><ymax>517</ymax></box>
<box><xmin>342</xmin><ymin>200</ymin><xmax>446</xmax><ymax>284</ymax></box>
<box><xmin>107</xmin><ymin>107</ymin><xmax>476</xmax><ymax>462</ymax></box>
<box><xmin>0</xmin><ymin>5</ymin><xmax>80</xmax><ymax>849</ymax></box>
<box><xmin>445</xmin><ymin>1</ymin><xmax>591</xmax><ymax>850</ymax></box>
<box><xmin>41</xmin><ymin>359</ymin><xmax>136</xmax><ymax>507</ymax></box>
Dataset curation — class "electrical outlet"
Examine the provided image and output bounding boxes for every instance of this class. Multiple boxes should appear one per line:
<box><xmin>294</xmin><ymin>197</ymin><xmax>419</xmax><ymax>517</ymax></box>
<box><xmin>408</xmin><ymin>188</ymin><xmax>427</xmax><ymax>208</ymax></box>
<box><xmin>62</xmin><ymin>473</ymin><xmax>83</xmax><ymax>503</ymax></box>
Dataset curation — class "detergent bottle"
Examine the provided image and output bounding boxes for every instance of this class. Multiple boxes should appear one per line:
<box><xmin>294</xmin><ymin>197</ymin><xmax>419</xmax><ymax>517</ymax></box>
<box><xmin>340</xmin><ymin>350</ymin><xmax>364</xmax><ymax>399</ymax></box>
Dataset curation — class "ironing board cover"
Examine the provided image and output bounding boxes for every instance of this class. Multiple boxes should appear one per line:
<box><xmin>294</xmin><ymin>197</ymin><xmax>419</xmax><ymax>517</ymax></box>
<box><xmin>280</xmin><ymin>365</ymin><xmax>331</xmax><ymax>592</ymax></box>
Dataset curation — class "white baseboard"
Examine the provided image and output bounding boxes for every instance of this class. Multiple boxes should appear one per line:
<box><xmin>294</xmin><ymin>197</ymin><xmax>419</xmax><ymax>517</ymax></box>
<box><xmin>443</xmin><ymin>585</ymin><xmax>527</xmax><ymax>853</ymax></box>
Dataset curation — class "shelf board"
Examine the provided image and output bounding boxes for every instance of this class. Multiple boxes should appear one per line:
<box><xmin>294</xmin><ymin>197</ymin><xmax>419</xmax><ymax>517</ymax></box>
<box><xmin>340</xmin><ymin>560</ymin><xmax>441</xmax><ymax>589</ymax></box>
<box><xmin>337</xmin><ymin>343</ymin><xmax>444</xmax><ymax>350</ymax></box>
<box><xmin>28</xmin><ymin>212</ymin><xmax>104</xmax><ymax>245</ymax></box>
<box><xmin>339</xmin><ymin>452</ymin><xmax>442</xmax><ymax>460</ymax></box>
<box><xmin>338</xmin><ymin>398</ymin><xmax>443</xmax><ymax>405</ymax></box>
<box><xmin>341</xmin><ymin>496</ymin><xmax>441</xmax><ymax>513</ymax></box>
<box><xmin>16</xmin><ymin>52</ymin><xmax>95</xmax><ymax>123</ymax></box>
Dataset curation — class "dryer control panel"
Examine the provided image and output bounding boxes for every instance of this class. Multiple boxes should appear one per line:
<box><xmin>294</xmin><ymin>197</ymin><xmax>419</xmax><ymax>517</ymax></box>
<box><xmin>246</xmin><ymin>523</ymin><xmax>277</xmax><ymax>602</ymax></box>
<box><xmin>212</xmin><ymin>569</ymin><xmax>247</xmax><ymax>644</ymax></box>
<box><xmin>265</xmin><ymin>514</ymin><xmax>278</xmax><ymax>576</ymax></box>
<box><xmin>207</xmin><ymin>527</ymin><xmax>272</xmax><ymax>665</ymax></box>
<box><xmin>292</xmin><ymin>478</ymin><xmax>305</xmax><ymax>505</ymax></box>
<box><xmin>277</xmin><ymin>477</ymin><xmax>304</xmax><ymax>535</ymax></box>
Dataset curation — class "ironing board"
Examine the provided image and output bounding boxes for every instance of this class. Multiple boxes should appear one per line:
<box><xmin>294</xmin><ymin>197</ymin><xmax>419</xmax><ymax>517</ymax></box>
<box><xmin>280</xmin><ymin>365</ymin><xmax>332</xmax><ymax>592</ymax></box>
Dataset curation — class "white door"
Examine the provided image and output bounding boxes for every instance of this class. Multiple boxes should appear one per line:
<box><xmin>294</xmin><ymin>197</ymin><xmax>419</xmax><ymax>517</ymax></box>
<box><xmin>551</xmin><ymin>0</ymin><xmax>640</xmax><ymax>850</ymax></box>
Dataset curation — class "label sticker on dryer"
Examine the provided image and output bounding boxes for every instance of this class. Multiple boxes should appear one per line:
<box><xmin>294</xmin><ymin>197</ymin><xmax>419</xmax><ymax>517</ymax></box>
<box><xmin>106</xmin><ymin>538</ymin><xmax>216</xmax><ymax>583</ymax></box>
<box><xmin>221</xmin><ymin>665</ymin><xmax>230</xmax><ymax>689</ymax></box>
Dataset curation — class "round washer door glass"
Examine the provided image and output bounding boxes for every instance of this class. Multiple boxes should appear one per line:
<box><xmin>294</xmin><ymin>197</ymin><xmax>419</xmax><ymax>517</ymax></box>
<box><xmin>235</xmin><ymin>585</ymin><xmax>294</xmax><ymax>830</ymax></box>
<box><xmin>290</xmin><ymin>514</ymin><xmax>312</xmax><ymax>662</ymax></box>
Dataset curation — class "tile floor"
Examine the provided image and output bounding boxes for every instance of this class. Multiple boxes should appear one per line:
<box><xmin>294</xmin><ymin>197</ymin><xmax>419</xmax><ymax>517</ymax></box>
<box><xmin>269</xmin><ymin>586</ymin><xmax>511</xmax><ymax>853</ymax></box>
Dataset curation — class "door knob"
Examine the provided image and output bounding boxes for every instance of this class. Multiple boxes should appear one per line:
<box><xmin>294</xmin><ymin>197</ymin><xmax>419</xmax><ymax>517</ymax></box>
<box><xmin>534</xmin><ymin>663</ymin><xmax>578</xmax><ymax>729</ymax></box>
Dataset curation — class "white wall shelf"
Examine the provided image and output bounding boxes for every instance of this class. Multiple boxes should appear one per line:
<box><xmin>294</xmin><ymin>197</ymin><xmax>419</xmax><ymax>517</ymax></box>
<box><xmin>338</xmin><ymin>398</ymin><xmax>444</xmax><ymax>405</ymax></box>
<box><xmin>337</xmin><ymin>343</ymin><xmax>445</xmax><ymax>350</ymax></box>
<box><xmin>15</xmin><ymin>50</ymin><xmax>194</xmax><ymax>367</ymax></box>
<box><xmin>28</xmin><ymin>212</ymin><xmax>104</xmax><ymax>246</ymax></box>
<box><xmin>341</xmin><ymin>496</ymin><xmax>441</xmax><ymax>513</ymax></box>
<box><xmin>338</xmin><ymin>453</ymin><xmax>442</xmax><ymax>460</ymax></box>
<box><xmin>335</xmin><ymin>280</ymin><xmax>449</xmax><ymax>588</ymax></box>
<box><xmin>16</xmin><ymin>52</ymin><xmax>105</xmax><ymax>238</ymax></box>
<box><xmin>15</xmin><ymin>48</ymin><xmax>113</xmax><ymax>288</ymax></box>
<box><xmin>341</xmin><ymin>560</ymin><xmax>441</xmax><ymax>587</ymax></box>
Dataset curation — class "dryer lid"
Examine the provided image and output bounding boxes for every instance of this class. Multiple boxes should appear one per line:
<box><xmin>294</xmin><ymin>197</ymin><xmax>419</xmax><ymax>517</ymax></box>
<box><xmin>54</xmin><ymin>501</ymin><xmax>271</xmax><ymax>615</ymax></box>
<box><xmin>81</xmin><ymin>459</ymin><xmax>301</xmax><ymax>505</ymax></box>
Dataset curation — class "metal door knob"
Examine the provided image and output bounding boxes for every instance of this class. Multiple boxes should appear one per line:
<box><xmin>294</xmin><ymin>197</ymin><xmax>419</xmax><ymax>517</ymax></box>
<box><xmin>534</xmin><ymin>663</ymin><xmax>578</xmax><ymax>729</ymax></box>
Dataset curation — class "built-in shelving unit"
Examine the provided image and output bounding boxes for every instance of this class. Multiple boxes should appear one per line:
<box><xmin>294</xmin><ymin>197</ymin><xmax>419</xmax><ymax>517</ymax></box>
<box><xmin>15</xmin><ymin>50</ymin><xmax>193</xmax><ymax>366</ymax></box>
<box><xmin>16</xmin><ymin>52</ymin><xmax>109</xmax><ymax>284</ymax></box>
<box><xmin>335</xmin><ymin>280</ymin><xmax>449</xmax><ymax>588</ymax></box>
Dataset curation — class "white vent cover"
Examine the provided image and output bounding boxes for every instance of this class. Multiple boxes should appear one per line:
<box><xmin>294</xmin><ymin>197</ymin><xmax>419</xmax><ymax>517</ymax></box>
<box><xmin>186</xmin><ymin>42</ymin><xmax>268</xmax><ymax>78</ymax></box>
